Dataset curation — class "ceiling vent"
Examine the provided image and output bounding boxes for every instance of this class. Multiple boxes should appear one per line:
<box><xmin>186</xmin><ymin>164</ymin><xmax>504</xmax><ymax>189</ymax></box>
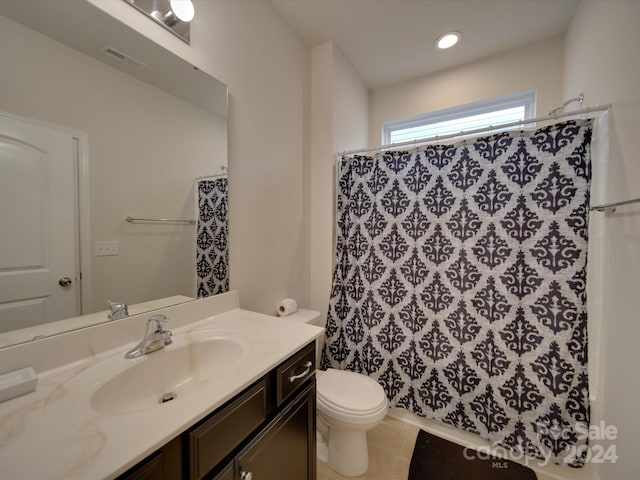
<box><xmin>101</xmin><ymin>45</ymin><xmax>147</xmax><ymax>70</ymax></box>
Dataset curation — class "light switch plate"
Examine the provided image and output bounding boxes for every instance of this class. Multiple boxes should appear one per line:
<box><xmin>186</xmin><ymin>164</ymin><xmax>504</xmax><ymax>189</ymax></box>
<box><xmin>95</xmin><ymin>240</ymin><xmax>119</xmax><ymax>256</ymax></box>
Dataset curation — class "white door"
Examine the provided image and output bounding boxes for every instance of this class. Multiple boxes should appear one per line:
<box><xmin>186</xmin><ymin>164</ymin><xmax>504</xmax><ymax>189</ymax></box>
<box><xmin>0</xmin><ymin>113</ymin><xmax>79</xmax><ymax>333</ymax></box>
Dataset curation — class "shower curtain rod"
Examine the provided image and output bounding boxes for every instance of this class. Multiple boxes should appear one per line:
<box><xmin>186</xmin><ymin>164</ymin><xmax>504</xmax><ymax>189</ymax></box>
<box><xmin>336</xmin><ymin>104</ymin><xmax>611</xmax><ymax>158</ymax></box>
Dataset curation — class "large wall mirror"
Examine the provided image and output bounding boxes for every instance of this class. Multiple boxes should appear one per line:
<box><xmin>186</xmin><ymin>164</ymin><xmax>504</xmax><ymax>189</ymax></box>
<box><xmin>0</xmin><ymin>1</ymin><xmax>228</xmax><ymax>348</ymax></box>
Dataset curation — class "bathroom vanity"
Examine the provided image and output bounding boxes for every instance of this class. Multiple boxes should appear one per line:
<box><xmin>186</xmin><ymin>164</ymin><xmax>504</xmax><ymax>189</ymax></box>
<box><xmin>119</xmin><ymin>342</ymin><xmax>317</xmax><ymax>480</ymax></box>
<box><xmin>0</xmin><ymin>292</ymin><xmax>323</xmax><ymax>479</ymax></box>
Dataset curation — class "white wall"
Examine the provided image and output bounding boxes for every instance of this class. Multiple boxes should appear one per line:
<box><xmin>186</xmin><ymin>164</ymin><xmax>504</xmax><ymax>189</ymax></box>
<box><xmin>310</xmin><ymin>41</ymin><xmax>369</xmax><ymax>323</ymax></box>
<box><xmin>0</xmin><ymin>14</ymin><xmax>225</xmax><ymax>313</ymax></box>
<box><xmin>93</xmin><ymin>0</ymin><xmax>311</xmax><ymax>315</ymax></box>
<box><xmin>370</xmin><ymin>35</ymin><xmax>565</xmax><ymax>146</ymax></box>
<box><xmin>332</xmin><ymin>46</ymin><xmax>370</xmax><ymax>153</ymax></box>
<box><xmin>195</xmin><ymin>1</ymin><xmax>311</xmax><ymax>315</ymax></box>
<box><xmin>565</xmin><ymin>2</ymin><xmax>640</xmax><ymax>479</ymax></box>
<box><xmin>310</xmin><ymin>42</ymin><xmax>334</xmax><ymax>324</ymax></box>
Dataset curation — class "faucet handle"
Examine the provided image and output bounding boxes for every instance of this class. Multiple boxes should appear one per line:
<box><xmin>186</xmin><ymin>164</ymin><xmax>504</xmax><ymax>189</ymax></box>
<box><xmin>148</xmin><ymin>314</ymin><xmax>172</xmax><ymax>346</ymax></box>
<box><xmin>149</xmin><ymin>314</ymin><xmax>169</xmax><ymax>329</ymax></box>
<box><xmin>108</xmin><ymin>300</ymin><xmax>121</xmax><ymax>310</ymax></box>
<box><xmin>107</xmin><ymin>301</ymin><xmax>129</xmax><ymax>320</ymax></box>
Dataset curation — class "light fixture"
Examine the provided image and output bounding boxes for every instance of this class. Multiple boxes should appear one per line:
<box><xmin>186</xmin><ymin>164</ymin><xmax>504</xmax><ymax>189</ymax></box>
<box><xmin>125</xmin><ymin>0</ymin><xmax>193</xmax><ymax>44</ymax></box>
<box><xmin>151</xmin><ymin>0</ymin><xmax>195</xmax><ymax>26</ymax></box>
<box><xmin>435</xmin><ymin>31</ymin><xmax>462</xmax><ymax>50</ymax></box>
<box><xmin>170</xmin><ymin>0</ymin><xmax>195</xmax><ymax>22</ymax></box>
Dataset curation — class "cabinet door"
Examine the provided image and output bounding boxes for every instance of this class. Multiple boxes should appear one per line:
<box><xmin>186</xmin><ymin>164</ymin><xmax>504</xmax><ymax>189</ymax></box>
<box><xmin>236</xmin><ymin>382</ymin><xmax>316</xmax><ymax>480</ymax></box>
<box><xmin>118</xmin><ymin>453</ymin><xmax>163</xmax><ymax>480</ymax></box>
<box><xmin>189</xmin><ymin>379</ymin><xmax>268</xmax><ymax>480</ymax></box>
<box><xmin>212</xmin><ymin>463</ymin><xmax>234</xmax><ymax>480</ymax></box>
<box><xmin>117</xmin><ymin>436</ymin><xmax>182</xmax><ymax>480</ymax></box>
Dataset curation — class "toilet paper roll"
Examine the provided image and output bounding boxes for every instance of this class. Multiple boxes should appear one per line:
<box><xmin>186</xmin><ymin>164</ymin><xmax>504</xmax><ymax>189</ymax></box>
<box><xmin>277</xmin><ymin>298</ymin><xmax>298</xmax><ymax>317</ymax></box>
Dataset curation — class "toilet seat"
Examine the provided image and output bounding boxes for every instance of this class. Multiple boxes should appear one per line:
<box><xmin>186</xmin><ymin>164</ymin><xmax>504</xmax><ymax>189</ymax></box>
<box><xmin>317</xmin><ymin>369</ymin><xmax>388</xmax><ymax>420</ymax></box>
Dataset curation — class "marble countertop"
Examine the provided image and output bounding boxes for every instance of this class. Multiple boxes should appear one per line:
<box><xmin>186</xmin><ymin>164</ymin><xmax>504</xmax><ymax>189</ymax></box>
<box><xmin>0</xmin><ymin>304</ymin><xmax>323</xmax><ymax>479</ymax></box>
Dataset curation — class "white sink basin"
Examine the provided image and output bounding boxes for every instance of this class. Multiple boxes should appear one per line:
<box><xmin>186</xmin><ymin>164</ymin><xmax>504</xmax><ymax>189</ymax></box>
<box><xmin>52</xmin><ymin>329</ymin><xmax>245</xmax><ymax>416</ymax></box>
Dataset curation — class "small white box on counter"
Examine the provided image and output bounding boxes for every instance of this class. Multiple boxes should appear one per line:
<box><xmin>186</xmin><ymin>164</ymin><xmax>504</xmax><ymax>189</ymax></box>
<box><xmin>0</xmin><ymin>367</ymin><xmax>38</xmax><ymax>403</ymax></box>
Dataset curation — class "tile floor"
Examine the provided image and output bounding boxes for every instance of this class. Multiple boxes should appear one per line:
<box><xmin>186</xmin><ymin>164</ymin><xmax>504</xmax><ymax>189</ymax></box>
<box><xmin>317</xmin><ymin>415</ymin><xmax>555</xmax><ymax>480</ymax></box>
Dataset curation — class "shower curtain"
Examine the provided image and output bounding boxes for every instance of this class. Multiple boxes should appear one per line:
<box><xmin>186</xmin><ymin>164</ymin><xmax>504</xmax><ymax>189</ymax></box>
<box><xmin>196</xmin><ymin>176</ymin><xmax>229</xmax><ymax>297</ymax></box>
<box><xmin>322</xmin><ymin>120</ymin><xmax>592</xmax><ymax>467</ymax></box>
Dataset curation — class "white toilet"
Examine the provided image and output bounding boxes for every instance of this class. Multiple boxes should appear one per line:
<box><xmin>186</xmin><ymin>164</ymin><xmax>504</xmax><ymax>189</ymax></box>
<box><xmin>282</xmin><ymin>309</ymin><xmax>389</xmax><ymax>477</ymax></box>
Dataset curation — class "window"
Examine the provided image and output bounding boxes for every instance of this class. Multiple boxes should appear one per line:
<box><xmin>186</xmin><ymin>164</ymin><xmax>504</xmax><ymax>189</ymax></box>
<box><xmin>383</xmin><ymin>90</ymin><xmax>536</xmax><ymax>145</ymax></box>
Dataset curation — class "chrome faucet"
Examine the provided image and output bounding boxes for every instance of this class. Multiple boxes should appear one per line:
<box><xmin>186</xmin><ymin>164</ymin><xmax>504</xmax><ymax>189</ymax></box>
<box><xmin>108</xmin><ymin>301</ymin><xmax>129</xmax><ymax>320</ymax></box>
<box><xmin>125</xmin><ymin>314</ymin><xmax>172</xmax><ymax>359</ymax></box>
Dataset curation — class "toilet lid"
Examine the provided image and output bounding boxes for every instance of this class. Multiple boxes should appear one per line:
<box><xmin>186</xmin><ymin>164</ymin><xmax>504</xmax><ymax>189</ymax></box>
<box><xmin>317</xmin><ymin>369</ymin><xmax>387</xmax><ymax>415</ymax></box>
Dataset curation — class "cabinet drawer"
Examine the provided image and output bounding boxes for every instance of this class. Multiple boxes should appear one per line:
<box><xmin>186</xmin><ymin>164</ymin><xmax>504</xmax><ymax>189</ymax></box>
<box><xmin>277</xmin><ymin>342</ymin><xmax>315</xmax><ymax>406</ymax></box>
<box><xmin>189</xmin><ymin>379</ymin><xmax>267</xmax><ymax>480</ymax></box>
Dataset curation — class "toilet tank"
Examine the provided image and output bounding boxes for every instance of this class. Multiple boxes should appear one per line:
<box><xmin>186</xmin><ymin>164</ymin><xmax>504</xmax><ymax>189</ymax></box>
<box><xmin>281</xmin><ymin>309</ymin><xmax>323</xmax><ymax>326</ymax></box>
<box><xmin>279</xmin><ymin>309</ymin><xmax>325</xmax><ymax>367</ymax></box>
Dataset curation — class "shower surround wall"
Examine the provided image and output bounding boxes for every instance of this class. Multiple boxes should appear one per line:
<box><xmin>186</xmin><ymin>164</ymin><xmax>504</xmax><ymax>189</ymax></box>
<box><xmin>323</xmin><ymin>120</ymin><xmax>593</xmax><ymax>467</ymax></box>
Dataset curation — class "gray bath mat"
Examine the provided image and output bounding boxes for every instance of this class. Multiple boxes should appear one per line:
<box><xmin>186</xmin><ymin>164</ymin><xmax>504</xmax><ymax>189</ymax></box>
<box><xmin>408</xmin><ymin>430</ymin><xmax>537</xmax><ymax>480</ymax></box>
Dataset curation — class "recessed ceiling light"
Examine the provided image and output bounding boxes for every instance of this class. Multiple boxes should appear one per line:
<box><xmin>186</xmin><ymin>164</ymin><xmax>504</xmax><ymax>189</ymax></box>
<box><xmin>436</xmin><ymin>31</ymin><xmax>462</xmax><ymax>49</ymax></box>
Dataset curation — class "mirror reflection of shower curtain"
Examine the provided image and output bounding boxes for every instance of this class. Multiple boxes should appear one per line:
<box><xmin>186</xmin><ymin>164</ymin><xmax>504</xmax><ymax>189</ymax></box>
<box><xmin>196</xmin><ymin>176</ymin><xmax>229</xmax><ymax>297</ymax></box>
<box><xmin>323</xmin><ymin>120</ymin><xmax>593</xmax><ymax>468</ymax></box>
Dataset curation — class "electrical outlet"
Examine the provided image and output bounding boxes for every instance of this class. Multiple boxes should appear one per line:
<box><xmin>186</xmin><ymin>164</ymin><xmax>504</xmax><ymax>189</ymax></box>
<box><xmin>95</xmin><ymin>241</ymin><xmax>119</xmax><ymax>256</ymax></box>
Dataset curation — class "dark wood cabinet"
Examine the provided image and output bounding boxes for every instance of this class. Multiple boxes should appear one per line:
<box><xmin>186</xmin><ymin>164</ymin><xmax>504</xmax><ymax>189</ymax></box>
<box><xmin>236</xmin><ymin>382</ymin><xmax>316</xmax><ymax>480</ymax></box>
<box><xmin>189</xmin><ymin>379</ymin><xmax>268</xmax><ymax>480</ymax></box>
<box><xmin>118</xmin><ymin>436</ymin><xmax>182</xmax><ymax>480</ymax></box>
<box><xmin>211</xmin><ymin>464</ymin><xmax>234</xmax><ymax>480</ymax></box>
<box><xmin>117</xmin><ymin>342</ymin><xmax>316</xmax><ymax>480</ymax></box>
<box><xmin>118</xmin><ymin>453</ymin><xmax>162</xmax><ymax>480</ymax></box>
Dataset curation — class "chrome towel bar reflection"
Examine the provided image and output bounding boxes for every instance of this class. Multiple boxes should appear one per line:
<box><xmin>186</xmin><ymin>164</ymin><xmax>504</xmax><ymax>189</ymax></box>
<box><xmin>590</xmin><ymin>197</ymin><xmax>640</xmax><ymax>214</ymax></box>
<box><xmin>126</xmin><ymin>216</ymin><xmax>196</xmax><ymax>225</ymax></box>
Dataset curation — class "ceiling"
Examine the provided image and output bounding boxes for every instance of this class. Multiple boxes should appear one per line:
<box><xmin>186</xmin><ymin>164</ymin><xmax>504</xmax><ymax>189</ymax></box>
<box><xmin>271</xmin><ymin>0</ymin><xmax>581</xmax><ymax>89</ymax></box>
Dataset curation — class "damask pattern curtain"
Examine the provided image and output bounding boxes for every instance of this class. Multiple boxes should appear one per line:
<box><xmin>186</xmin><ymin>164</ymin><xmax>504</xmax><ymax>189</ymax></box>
<box><xmin>322</xmin><ymin>120</ymin><xmax>593</xmax><ymax>467</ymax></box>
<box><xmin>196</xmin><ymin>177</ymin><xmax>229</xmax><ymax>297</ymax></box>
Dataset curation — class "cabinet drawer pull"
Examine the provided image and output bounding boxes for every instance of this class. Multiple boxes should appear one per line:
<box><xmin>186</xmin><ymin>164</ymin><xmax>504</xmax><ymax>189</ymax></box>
<box><xmin>288</xmin><ymin>361</ymin><xmax>312</xmax><ymax>383</ymax></box>
<box><xmin>240</xmin><ymin>470</ymin><xmax>253</xmax><ymax>480</ymax></box>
